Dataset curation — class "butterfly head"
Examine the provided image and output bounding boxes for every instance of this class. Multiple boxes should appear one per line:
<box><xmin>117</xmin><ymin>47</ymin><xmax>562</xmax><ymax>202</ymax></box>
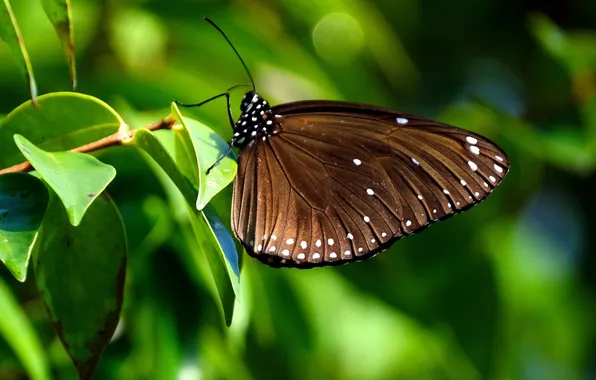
<box><xmin>232</xmin><ymin>91</ymin><xmax>279</xmax><ymax>148</ymax></box>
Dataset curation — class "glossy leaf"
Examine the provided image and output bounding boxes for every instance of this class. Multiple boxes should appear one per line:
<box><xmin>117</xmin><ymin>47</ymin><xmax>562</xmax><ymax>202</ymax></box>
<box><xmin>14</xmin><ymin>135</ymin><xmax>116</xmax><ymax>226</ymax></box>
<box><xmin>203</xmin><ymin>204</ymin><xmax>240</xmax><ymax>299</ymax></box>
<box><xmin>186</xmin><ymin>206</ymin><xmax>237</xmax><ymax>326</ymax></box>
<box><xmin>126</xmin><ymin>128</ymin><xmax>196</xmax><ymax>206</ymax></box>
<box><xmin>0</xmin><ymin>173</ymin><xmax>48</xmax><ymax>282</ymax></box>
<box><xmin>157</xmin><ymin>119</ymin><xmax>240</xmax><ymax>325</ymax></box>
<box><xmin>40</xmin><ymin>0</ymin><xmax>76</xmax><ymax>89</ymax></box>
<box><xmin>171</xmin><ymin>102</ymin><xmax>237</xmax><ymax>210</ymax></box>
<box><xmin>0</xmin><ymin>92</ymin><xmax>123</xmax><ymax>168</ymax></box>
<box><xmin>0</xmin><ymin>0</ymin><xmax>37</xmax><ymax>103</ymax></box>
<box><xmin>33</xmin><ymin>192</ymin><xmax>126</xmax><ymax>379</ymax></box>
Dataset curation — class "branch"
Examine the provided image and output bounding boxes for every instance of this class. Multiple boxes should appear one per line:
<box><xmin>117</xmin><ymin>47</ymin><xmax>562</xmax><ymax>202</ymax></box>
<box><xmin>0</xmin><ymin>116</ymin><xmax>176</xmax><ymax>175</ymax></box>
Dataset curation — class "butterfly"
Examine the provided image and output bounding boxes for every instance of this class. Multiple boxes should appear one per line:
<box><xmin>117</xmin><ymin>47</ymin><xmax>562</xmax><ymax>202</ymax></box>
<box><xmin>177</xmin><ymin>18</ymin><xmax>509</xmax><ymax>269</ymax></box>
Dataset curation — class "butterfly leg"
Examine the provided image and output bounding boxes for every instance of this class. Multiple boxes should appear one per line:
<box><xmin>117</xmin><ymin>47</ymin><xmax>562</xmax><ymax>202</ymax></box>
<box><xmin>173</xmin><ymin>92</ymin><xmax>235</xmax><ymax>128</ymax></box>
<box><xmin>206</xmin><ymin>142</ymin><xmax>234</xmax><ymax>175</ymax></box>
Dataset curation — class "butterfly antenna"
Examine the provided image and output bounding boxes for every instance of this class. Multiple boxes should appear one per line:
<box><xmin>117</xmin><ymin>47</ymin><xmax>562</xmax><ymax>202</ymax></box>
<box><xmin>204</xmin><ymin>17</ymin><xmax>256</xmax><ymax>91</ymax></box>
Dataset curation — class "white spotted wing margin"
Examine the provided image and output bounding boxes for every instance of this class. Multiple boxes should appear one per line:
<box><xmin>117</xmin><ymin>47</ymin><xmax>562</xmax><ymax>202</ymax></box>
<box><xmin>232</xmin><ymin>100</ymin><xmax>509</xmax><ymax>268</ymax></box>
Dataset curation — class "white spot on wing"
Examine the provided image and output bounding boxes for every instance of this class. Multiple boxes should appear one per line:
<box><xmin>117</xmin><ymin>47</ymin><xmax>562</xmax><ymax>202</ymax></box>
<box><xmin>381</xmin><ymin>232</ymin><xmax>387</xmax><ymax>237</ymax></box>
<box><xmin>396</xmin><ymin>117</ymin><xmax>409</xmax><ymax>124</ymax></box>
<box><xmin>470</xmin><ymin>146</ymin><xmax>480</xmax><ymax>155</ymax></box>
<box><xmin>300</xmin><ymin>241</ymin><xmax>307</xmax><ymax>249</ymax></box>
<box><xmin>495</xmin><ymin>155</ymin><xmax>504</xmax><ymax>162</ymax></box>
<box><xmin>269</xmin><ymin>246</ymin><xmax>276</xmax><ymax>252</ymax></box>
<box><xmin>489</xmin><ymin>175</ymin><xmax>496</xmax><ymax>182</ymax></box>
<box><xmin>344</xmin><ymin>250</ymin><xmax>351</xmax><ymax>256</ymax></box>
<box><xmin>417</xmin><ymin>195</ymin><xmax>423</xmax><ymax>200</ymax></box>
<box><xmin>443</xmin><ymin>189</ymin><xmax>450</xmax><ymax>195</ymax></box>
<box><xmin>315</xmin><ymin>239</ymin><xmax>322</xmax><ymax>247</ymax></box>
<box><xmin>460</xmin><ymin>179</ymin><xmax>467</xmax><ymax>186</ymax></box>
<box><xmin>406</xmin><ymin>220</ymin><xmax>412</xmax><ymax>227</ymax></box>
<box><xmin>353</xmin><ymin>159</ymin><xmax>362</xmax><ymax>166</ymax></box>
<box><xmin>358</xmin><ymin>247</ymin><xmax>363</xmax><ymax>252</ymax></box>
<box><xmin>328</xmin><ymin>238</ymin><xmax>335</xmax><ymax>246</ymax></box>
<box><xmin>271</xmin><ymin>234</ymin><xmax>277</xmax><ymax>241</ymax></box>
<box><xmin>468</xmin><ymin>161</ymin><xmax>478</xmax><ymax>171</ymax></box>
<box><xmin>347</xmin><ymin>233</ymin><xmax>354</xmax><ymax>240</ymax></box>
<box><xmin>281</xmin><ymin>249</ymin><xmax>290</xmax><ymax>256</ymax></box>
<box><xmin>412</xmin><ymin>157</ymin><xmax>420</xmax><ymax>166</ymax></box>
<box><xmin>466</xmin><ymin>136</ymin><xmax>478</xmax><ymax>144</ymax></box>
<box><xmin>297</xmin><ymin>253</ymin><xmax>305</xmax><ymax>260</ymax></box>
<box><xmin>364</xmin><ymin>216</ymin><xmax>370</xmax><ymax>223</ymax></box>
<box><xmin>313</xmin><ymin>252</ymin><xmax>321</xmax><ymax>259</ymax></box>
<box><xmin>366</xmin><ymin>188</ymin><xmax>375</xmax><ymax>195</ymax></box>
<box><xmin>286</xmin><ymin>238</ymin><xmax>294</xmax><ymax>245</ymax></box>
<box><xmin>494</xmin><ymin>164</ymin><xmax>503</xmax><ymax>173</ymax></box>
<box><xmin>328</xmin><ymin>252</ymin><xmax>336</xmax><ymax>259</ymax></box>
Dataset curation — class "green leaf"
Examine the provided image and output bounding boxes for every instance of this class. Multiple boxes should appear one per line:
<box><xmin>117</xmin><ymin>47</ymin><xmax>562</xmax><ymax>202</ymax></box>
<box><xmin>0</xmin><ymin>173</ymin><xmax>48</xmax><ymax>282</ymax></box>
<box><xmin>0</xmin><ymin>0</ymin><xmax>37</xmax><ymax>104</ymax></box>
<box><xmin>529</xmin><ymin>13</ymin><xmax>596</xmax><ymax>75</ymax></box>
<box><xmin>137</xmin><ymin>128</ymin><xmax>240</xmax><ymax>325</ymax></box>
<box><xmin>172</xmin><ymin>102</ymin><xmax>237</xmax><ymax>210</ymax></box>
<box><xmin>0</xmin><ymin>92</ymin><xmax>123</xmax><ymax>168</ymax></box>
<box><xmin>33</xmin><ymin>192</ymin><xmax>126</xmax><ymax>380</ymax></box>
<box><xmin>203</xmin><ymin>204</ymin><xmax>240</xmax><ymax>299</ymax></box>
<box><xmin>187</xmin><ymin>206</ymin><xmax>237</xmax><ymax>326</ymax></box>
<box><xmin>542</xmin><ymin>126</ymin><xmax>594</xmax><ymax>174</ymax></box>
<box><xmin>40</xmin><ymin>0</ymin><xmax>76</xmax><ymax>89</ymax></box>
<box><xmin>14</xmin><ymin>135</ymin><xmax>116</xmax><ymax>226</ymax></box>
<box><xmin>0</xmin><ymin>278</ymin><xmax>51</xmax><ymax>380</ymax></box>
<box><xmin>126</xmin><ymin>128</ymin><xmax>196</xmax><ymax>206</ymax></box>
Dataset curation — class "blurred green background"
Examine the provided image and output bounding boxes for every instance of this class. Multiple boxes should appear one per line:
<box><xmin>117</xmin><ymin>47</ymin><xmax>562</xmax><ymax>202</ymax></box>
<box><xmin>1</xmin><ymin>0</ymin><xmax>596</xmax><ymax>379</ymax></box>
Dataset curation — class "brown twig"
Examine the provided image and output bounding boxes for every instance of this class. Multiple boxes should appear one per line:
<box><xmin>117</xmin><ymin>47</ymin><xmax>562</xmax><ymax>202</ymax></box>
<box><xmin>0</xmin><ymin>116</ymin><xmax>176</xmax><ymax>175</ymax></box>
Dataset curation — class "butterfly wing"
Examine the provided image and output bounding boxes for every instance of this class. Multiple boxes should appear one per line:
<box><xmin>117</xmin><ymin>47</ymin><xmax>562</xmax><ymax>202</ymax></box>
<box><xmin>232</xmin><ymin>100</ymin><xmax>509</xmax><ymax>268</ymax></box>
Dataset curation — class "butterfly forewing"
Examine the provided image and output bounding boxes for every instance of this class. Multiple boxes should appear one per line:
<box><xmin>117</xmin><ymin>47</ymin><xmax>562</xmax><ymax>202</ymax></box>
<box><xmin>232</xmin><ymin>100</ymin><xmax>509</xmax><ymax>268</ymax></box>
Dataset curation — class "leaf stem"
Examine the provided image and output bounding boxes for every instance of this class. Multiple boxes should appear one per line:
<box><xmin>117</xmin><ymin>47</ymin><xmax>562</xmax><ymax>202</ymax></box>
<box><xmin>0</xmin><ymin>116</ymin><xmax>176</xmax><ymax>175</ymax></box>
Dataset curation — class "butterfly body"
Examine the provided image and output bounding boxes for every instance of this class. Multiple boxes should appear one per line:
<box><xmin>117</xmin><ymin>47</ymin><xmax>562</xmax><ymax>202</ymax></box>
<box><xmin>231</xmin><ymin>91</ymin><xmax>280</xmax><ymax>148</ymax></box>
<box><xmin>231</xmin><ymin>92</ymin><xmax>509</xmax><ymax>268</ymax></box>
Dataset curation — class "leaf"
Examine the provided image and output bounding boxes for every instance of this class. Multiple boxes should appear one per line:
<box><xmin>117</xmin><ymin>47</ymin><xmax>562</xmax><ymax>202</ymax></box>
<box><xmin>529</xmin><ymin>13</ymin><xmax>596</xmax><ymax>75</ymax></box>
<box><xmin>0</xmin><ymin>277</ymin><xmax>51</xmax><ymax>380</ymax></box>
<box><xmin>0</xmin><ymin>0</ymin><xmax>37</xmax><ymax>104</ymax></box>
<box><xmin>171</xmin><ymin>102</ymin><xmax>237</xmax><ymax>210</ymax></box>
<box><xmin>14</xmin><ymin>135</ymin><xmax>116</xmax><ymax>226</ymax></box>
<box><xmin>542</xmin><ymin>126</ymin><xmax>594</xmax><ymax>174</ymax></box>
<box><xmin>33</xmin><ymin>192</ymin><xmax>126</xmax><ymax>380</ymax></box>
<box><xmin>40</xmin><ymin>0</ymin><xmax>76</xmax><ymax>89</ymax></box>
<box><xmin>0</xmin><ymin>92</ymin><xmax>124</xmax><ymax>168</ymax></box>
<box><xmin>203</xmin><ymin>204</ymin><xmax>240</xmax><ymax>299</ymax></box>
<box><xmin>186</xmin><ymin>206</ymin><xmax>237</xmax><ymax>326</ymax></box>
<box><xmin>0</xmin><ymin>173</ymin><xmax>48</xmax><ymax>282</ymax></box>
<box><xmin>135</xmin><ymin>127</ymin><xmax>240</xmax><ymax>324</ymax></box>
<box><xmin>126</xmin><ymin>128</ymin><xmax>196</xmax><ymax>206</ymax></box>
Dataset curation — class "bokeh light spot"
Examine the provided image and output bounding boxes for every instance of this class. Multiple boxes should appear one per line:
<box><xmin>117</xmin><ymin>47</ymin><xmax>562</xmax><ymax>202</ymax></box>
<box><xmin>312</xmin><ymin>13</ymin><xmax>364</xmax><ymax>65</ymax></box>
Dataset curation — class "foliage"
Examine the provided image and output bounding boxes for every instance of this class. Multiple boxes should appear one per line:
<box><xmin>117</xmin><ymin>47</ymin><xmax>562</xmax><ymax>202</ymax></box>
<box><xmin>0</xmin><ymin>0</ymin><xmax>595</xmax><ymax>379</ymax></box>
